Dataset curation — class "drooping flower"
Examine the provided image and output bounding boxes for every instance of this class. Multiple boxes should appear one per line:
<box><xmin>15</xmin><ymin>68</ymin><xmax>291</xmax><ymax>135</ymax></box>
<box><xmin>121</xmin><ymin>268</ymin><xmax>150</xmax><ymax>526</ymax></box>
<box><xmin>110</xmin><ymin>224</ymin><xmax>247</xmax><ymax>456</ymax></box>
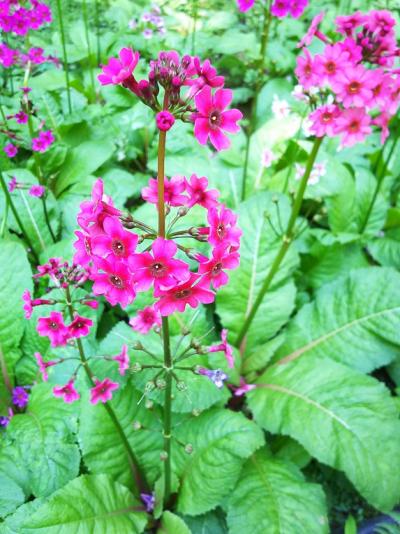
<box><xmin>142</xmin><ymin>176</ymin><xmax>187</xmax><ymax>206</ymax></box>
<box><xmin>113</xmin><ymin>344</ymin><xmax>130</xmax><ymax>375</ymax></box>
<box><xmin>198</xmin><ymin>368</ymin><xmax>228</xmax><ymax>388</ymax></box>
<box><xmin>35</xmin><ymin>352</ymin><xmax>57</xmax><ymax>382</ymax></box>
<box><xmin>155</xmin><ymin>273</ymin><xmax>215</xmax><ymax>316</ymax></box>
<box><xmin>130</xmin><ymin>306</ymin><xmax>161</xmax><ymax>334</ymax></box>
<box><xmin>53</xmin><ymin>380</ymin><xmax>80</xmax><ymax>403</ymax></box>
<box><xmin>68</xmin><ymin>314</ymin><xmax>93</xmax><ymax>338</ymax></box>
<box><xmin>91</xmin><ymin>257</ymin><xmax>136</xmax><ymax>308</ymax></box>
<box><xmin>4</xmin><ymin>143</ymin><xmax>18</xmax><ymax>158</ymax></box>
<box><xmin>28</xmin><ymin>185</ymin><xmax>45</xmax><ymax>198</ymax></box>
<box><xmin>232</xmin><ymin>377</ymin><xmax>256</xmax><ymax>396</ymax></box>
<box><xmin>91</xmin><ymin>217</ymin><xmax>138</xmax><ymax>260</ymax></box>
<box><xmin>297</xmin><ymin>12</ymin><xmax>326</xmax><ymax>48</ymax></box>
<box><xmin>192</xmin><ymin>86</ymin><xmax>242</xmax><ymax>151</ymax></box>
<box><xmin>207</xmin><ymin>205</ymin><xmax>242</xmax><ymax>249</ymax></box>
<box><xmin>198</xmin><ymin>246</ymin><xmax>240</xmax><ymax>290</ymax></box>
<box><xmin>128</xmin><ymin>237</ymin><xmax>190</xmax><ymax>291</ymax></box>
<box><xmin>185</xmin><ymin>174</ymin><xmax>219</xmax><ymax>209</ymax></box>
<box><xmin>12</xmin><ymin>386</ymin><xmax>29</xmax><ymax>409</ymax></box>
<box><xmin>37</xmin><ymin>311</ymin><xmax>69</xmax><ymax>347</ymax></box>
<box><xmin>8</xmin><ymin>176</ymin><xmax>17</xmax><ymax>192</ymax></box>
<box><xmin>77</xmin><ymin>179</ymin><xmax>121</xmax><ymax>234</ymax></box>
<box><xmin>98</xmin><ymin>48</ymin><xmax>140</xmax><ymax>86</ymax></box>
<box><xmin>90</xmin><ymin>378</ymin><xmax>119</xmax><ymax>404</ymax></box>
<box><xmin>208</xmin><ymin>329</ymin><xmax>234</xmax><ymax>368</ymax></box>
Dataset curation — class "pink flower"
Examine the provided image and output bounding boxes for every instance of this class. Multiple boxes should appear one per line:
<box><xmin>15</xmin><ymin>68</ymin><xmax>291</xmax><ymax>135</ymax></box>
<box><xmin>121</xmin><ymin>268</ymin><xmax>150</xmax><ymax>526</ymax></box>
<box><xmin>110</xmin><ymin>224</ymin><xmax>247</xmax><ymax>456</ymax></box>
<box><xmin>332</xmin><ymin>65</ymin><xmax>375</xmax><ymax>108</ymax></box>
<box><xmin>185</xmin><ymin>174</ymin><xmax>219</xmax><ymax>209</ymax></box>
<box><xmin>313</xmin><ymin>43</ymin><xmax>352</xmax><ymax>85</ymax></box>
<box><xmin>113</xmin><ymin>344</ymin><xmax>130</xmax><ymax>375</ymax></box>
<box><xmin>35</xmin><ymin>352</ymin><xmax>58</xmax><ymax>382</ymax></box>
<box><xmin>22</xmin><ymin>290</ymin><xmax>34</xmax><ymax>319</ymax></box>
<box><xmin>91</xmin><ymin>257</ymin><xmax>136</xmax><ymax>308</ymax></box>
<box><xmin>68</xmin><ymin>314</ymin><xmax>93</xmax><ymax>338</ymax></box>
<box><xmin>289</xmin><ymin>0</ymin><xmax>308</xmax><ymax>18</ymax></box>
<box><xmin>130</xmin><ymin>306</ymin><xmax>161</xmax><ymax>334</ymax></box>
<box><xmin>77</xmin><ymin>179</ymin><xmax>121</xmax><ymax>233</ymax></box>
<box><xmin>232</xmin><ymin>377</ymin><xmax>256</xmax><ymax>396</ymax></box>
<box><xmin>198</xmin><ymin>245</ymin><xmax>240</xmax><ymax>289</ymax></box>
<box><xmin>335</xmin><ymin>108</ymin><xmax>372</xmax><ymax>148</ymax></box>
<box><xmin>32</xmin><ymin>130</ymin><xmax>54</xmax><ymax>152</ymax></box>
<box><xmin>193</xmin><ymin>86</ymin><xmax>242</xmax><ymax>151</ymax></box>
<box><xmin>37</xmin><ymin>311</ymin><xmax>69</xmax><ymax>347</ymax></box>
<box><xmin>82</xmin><ymin>299</ymin><xmax>99</xmax><ymax>309</ymax></box>
<box><xmin>156</xmin><ymin>110</ymin><xmax>175</xmax><ymax>131</ymax></box>
<box><xmin>91</xmin><ymin>217</ymin><xmax>138</xmax><ymax>260</ymax></box>
<box><xmin>142</xmin><ymin>176</ymin><xmax>187</xmax><ymax>206</ymax></box>
<box><xmin>207</xmin><ymin>205</ymin><xmax>242</xmax><ymax>248</ymax></box>
<box><xmin>336</xmin><ymin>12</ymin><xmax>367</xmax><ymax>36</ymax></box>
<box><xmin>309</xmin><ymin>104</ymin><xmax>340</xmax><ymax>137</ymax></box>
<box><xmin>8</xmin><ymin>176</ymin><xmax>17</xmax><ymax>192</ymax></box>
<box><xmin>90</xmin><ymin>378</ymin><xmax>119</xmax><ymax>404</ymax></box>
<box><xmin>295</xmin><ymin>49</ymin><xmax>318</xmax><ymax>90</ymax></box>
<box><xmin>261</xmin><ymin>148</ymin><xmax>276</xmax><ymax>168</ymax></box>
<box><xmin>297</xmin><ymin>12</ymin><xmax>325</xmax><ymax>48</ymax></box>
<box><xmin>372</xmin><ymin>112</ymin><xmax>391</xmax><ymax>144</ymax></box>
<box><xmin>129</xmin><ymin>237</ymin><xmax>190</xmax><ymax>291</ymax></box>
<box><xmin>14</xmin><ymin>111</ymin><xmax>28</xmax><ymax>124</ymax></box>
<box><xmin>155</xmin><ymin>273</ymin><xmax>215</xmax><ymax>316</ymax></box>
<box><xmin>369</xmin><ymin>70</ymin><xmax>392</xmax><ymax>109</ymax></box>
<box><xmin>237</xmin><ymin>0</ymin><xmax>255</xmax><ymax>12</ymax></box>
<box><xmin>34</xmin><ymin>258</ymin><xmax>63</xmax><ymax>279</ymax></box>
<box><xmin>28</xmin><ymin>185</ymin><xmax>45</xmax><ymax>198</ymax></box>
<box><xmin>4</xmin><ymin>143</ymin><xmax>18</xmax><ymax>158</ymax></box>
<box><xmin>208</xmin><ymin>329</ymin><xmax>234</xmax><ymax>368</ymax></box>
<box><xmin>338</xmin><ymin>38</ymin><xmax>362</xmax><ymax>63</ymax></box>
<box><xmin>186</xmin><ymin>57</ymin><xmax>224</xmax><ymax>98</ymax></box>
<box><xmin>98</xmin><ymin>48</ymin><xmax>139</xmax><ymax>86</ymax></box>
<box><xmin>73</xmin><ymin>231</ymin><xmax>93</xmax><ymax>267</ymax></box>
<box><xmin>53</xmin><ymin>380</ymin><xmax>80</xmax><ymax>403</ymax></box>
<box><xmin>270</xmin><ymin>0</ymin><xmax>291</xmax><ymax>18</ymax></box>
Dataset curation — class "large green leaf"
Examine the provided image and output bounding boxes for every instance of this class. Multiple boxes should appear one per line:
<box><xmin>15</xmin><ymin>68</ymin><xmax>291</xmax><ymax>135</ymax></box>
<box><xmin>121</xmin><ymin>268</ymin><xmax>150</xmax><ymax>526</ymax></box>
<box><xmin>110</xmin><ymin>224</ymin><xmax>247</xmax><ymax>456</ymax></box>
<box><xmin>368</xmin><ymin>229</ymin><xmax>400</xmax><ymax>269</ymax></box>
<box><xmin>175</xmin><ymin>409</ymin><xmax>264</xmax><ymax>516</ymax></box>
<box><xmin>248</xmin><ymin>356</ymin><xmax>400</xmax><ymax>511</ymax></box>
<box><xmin>227</xmin><ymin>449</ymin><xmax>328</xmax><ymax>534</ymax></box>
<box><xmin>2</xmin><ymin>383</ymin><xmax>80</xmax><ymax>498</ymax></box>
<box><xmin>20</xmin><ymin>475</ymin><xmax>147</xmax><ymax>533</ymax></box>
<box><xmin>157</xmin><ymin>512</ymin><xmax>191</xmax><ymax>534</ymax></box>
<box><xmin>0</xmin><ymin>474</ymin><xmax>25</xmax><ymax>518</ymax></box>
<box><xmin>217</xmin><ymin>192</ymin><xmax>298</xmax><ymax>353</ymax></box>
<box><xmin>272</xmin><ymin>267</ymin><xmax>400</xmax><ymax>373</ymax></box>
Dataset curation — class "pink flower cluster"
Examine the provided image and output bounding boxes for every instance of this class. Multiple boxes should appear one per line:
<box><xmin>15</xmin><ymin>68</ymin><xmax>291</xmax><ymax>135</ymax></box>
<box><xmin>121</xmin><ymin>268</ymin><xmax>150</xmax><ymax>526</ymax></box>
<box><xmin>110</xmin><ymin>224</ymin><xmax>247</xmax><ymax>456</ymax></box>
<box><xmin>0</xmin><ymin>0</ymin><xmax>51</xmax><ymax>35</ymax></box>
<box><xmin>73</xmin><ymin>177</ymin><xmax>241</xmax><ymax>319</ymax></box>
<box><xmin>0</xmin><ymin>43</ymin><xmax>57</xmax><ymax>68</ymax></box>
<box><xmin>98</xmin><ymin>48</ymin><xmax>242</xmax><ymax>151</ymax></box>
<box><xmin>295</xmin><ymin>10</ymin><xmax>400</xmax><ymax>147</ymax></box>
<box><xmin>237</xmin><ymin>0</ymin><xmax>308</xmax><ymax>17</ymax></box>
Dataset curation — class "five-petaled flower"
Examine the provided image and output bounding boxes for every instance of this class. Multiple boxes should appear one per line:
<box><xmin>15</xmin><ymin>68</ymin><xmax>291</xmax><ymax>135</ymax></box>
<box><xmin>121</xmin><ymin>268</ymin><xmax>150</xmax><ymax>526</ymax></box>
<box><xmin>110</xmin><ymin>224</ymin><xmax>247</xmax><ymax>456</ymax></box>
<box><xmin>90</xmin><ymin>378</ymin><xmax>119</xmax><ymax>404</ymax></box>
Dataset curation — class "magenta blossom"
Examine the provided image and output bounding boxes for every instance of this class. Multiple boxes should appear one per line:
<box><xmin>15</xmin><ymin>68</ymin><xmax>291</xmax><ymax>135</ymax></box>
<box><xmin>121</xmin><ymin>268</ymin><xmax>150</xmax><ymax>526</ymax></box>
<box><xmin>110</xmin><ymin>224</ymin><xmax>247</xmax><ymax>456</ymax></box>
<box><xmin>91</xmin><ymin>217</ymin><xmax>138</xmax><ymax>260</ymax></box>
<box><xmin>12</xmin><ymin>386</ymin><xmax>29</xmax><ymax>409</ymax></box>
<box><xmin>53</xmin><ymin>380</ymin><xmax>80</xmax><ymax>403</ymax></box>
<box><xmin>14</xmin><ymin>111</ymin><xmax>28</xmax><ymax>124</ymax></box>
<box><xmin>77</xmin><ymin>179</ymin><xmax>121</xmax><ymax>234</ymax></box>
<box><xmin>309</xmin><ymin>105</ymin><xmax>340</xmax><ymax>137</ymax></box>
<box><xmin>113</xmin><ymin>344</ymin><xmax>130</xmax><ymax>375</ymax></box>
<box><xmin>130</xmin><ymin>306</ymin><xmax>161</xmax><ymax>334</ymax></box>
<box><xmin>335</xmin><ymin>108</ymin><xmax>372</xmax><ymax>148</ymax></box>
<box><xmin>185</xmin><ymin>174</ymin><xmax>219</xmax><ymax>209</ymax></box>
<box><xmin>142</xmin><ymin>176</ymin><xmax>187</xmax><ymax>206</ymax></box>
<box><xmin>28</xmin><ymin>185</ymin><xmax>45</xmax><ymax>198</ymax></box>
<box><xmin>37</xmin><ymin>311</ymin><xmax>69</xmax><ymax>347</ymax></box>
<box><xmin>208</xmin><ymin>329</ymin><xmax>234</xmax><ymax>368</ymax></box>
<box><xmin>91</xmin><ymin>257</ymin><xmax>136</xmax><ymax>308</ymax></box>
<box><xmin>193</xmin><ymin>86</ymin><xmax>242</xmax><ymax>151</ymax></box>
<box><xmin>90</xmin><ymin>378</ymin><xmax>119</xmax><ymax>404</ymax></box>
<box><xmin>297</xmin><ymin>12</ymin><xmax>326</xmax><ymax>48</ymax></box>
<box><xmin>198</xmin><ymin>246</ymin><xmax>240</xmax><ymax>289</ymax></box>
<box><xmin>129</xmin><ymin>237</ymin><xmax>190</xmax><ymax>291</ymax></box>
<box><xmin>32</xmin><ymin>130</ymin><xmax>54</xmax><ymax>152</ymax></box>
<box><xmin>155</xmin><ymin>273</ymin><xmax>215</xmax><ymax>316</ymax></box>
<box><xmin>156</xmin><ymin>111</ymin><xmax>175</xmax><ymax>131</ymax></box>
<box><xmin>186</xmin><ymin>57</ymin><xmax>224</xmax><ymax>98</ymax></box>
<box><xmin>237</xmin><ymin>0</ymin><xmax>255</xmax><ymax>12</ymax></box>
<box><xmin>8</xmin><ymin>176</ymin><xmax>17</xmax><ymax>192</ymax></box>
<box><xmin>73</xmin><ymin>231</ymin><xmax>93</xmax><ymax>267</ymax></box>
<box><xmin>295</xmin><ymin>49</ymin><xmax>318</xmax><ymax>90</ymax></box>
<box><xmin>68</xmin><ymin>314</ymin><xmax>93</xmax><ymax>338</ymax></box>
<box><xmin>207</xmin><ymin>205</ymin><xmax>242</xmax><ymax>248</ymax></box>
<box><xmin>4</xmin><ymin>143</ymin><xmax>18</xmax><ymax>158</ymax></box>
<box><xmin>35</xmin><ymin>352</ymin><xmax>57</xmax><ymax>382</ymax></box>
<box><xmin>232</xmin><ymin>378</ymin><xmax>256</xmax><ymax>396</ymax></box>
<box><xmin>98</xmin><ymin>48</ymin><xmax>140</xmax><ymax>85</ymax></box>
<box><xmin>331</xmin><ymin>65</ymin><xmax>375</xmax><ymax>108</ymax></box>
<box><xmin>313</xmin><ymin>43</ymin><xmax>353</xmax><ymax>85</ymax></box>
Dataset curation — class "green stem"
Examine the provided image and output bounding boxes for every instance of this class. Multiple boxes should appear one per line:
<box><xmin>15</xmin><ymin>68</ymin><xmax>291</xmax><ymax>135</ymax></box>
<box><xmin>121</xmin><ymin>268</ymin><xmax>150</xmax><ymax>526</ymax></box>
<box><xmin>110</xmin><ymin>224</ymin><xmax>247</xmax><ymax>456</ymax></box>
<box><xmin>82</xmin><ymin>0</ymin><xmax>96</xmax><ymax>100</ymax></box>
<box><xmin>0</xmin><ymin>194</ymin><xmax>9</xmax><ymax>237</ymax></box>
<box><xmin>360</xmin><ymin>136</ymin><xmax>399</xmax><ymax>234</ymax></box>
<box><xmin>64</xmin><ymin>286</ymin><xmax>147</xmax><ymax>495</ymax></box>
<box><xmin>55</xmin><ymin>0</ymin><xmax>72</xmax><ymax>113</ymax></box>
<box><xmin>241</xmin><ymin>2</ymin><xmax>272</xmax><ymax>201</ymax></box>
<box><xmin>157</xmin><ymin>95</ymin><xmax>173</xmax><ymax>505</ymax></box>
<box><xmin>94</xmin><ymin>0</ymin><xmax>101</xmax><ymax>65</ymax></box>
<box><xmin>191</xmin><ymin>0</ymin><xmax>198</xmax><ymax>56</ymax></box>
<box><xmin>0</xmin><ymin>174</ymin><xmax>40</xmax><ymax>263</ymax></box>
<box><xmin>0</xmin><ymin>103</ymin><xmax>9</xmax><ymax>129</ymax></box>
<box><xmin>235</xmin><ymin>136</ymin><xmax>323</xmax><ymax>348</ymax></box>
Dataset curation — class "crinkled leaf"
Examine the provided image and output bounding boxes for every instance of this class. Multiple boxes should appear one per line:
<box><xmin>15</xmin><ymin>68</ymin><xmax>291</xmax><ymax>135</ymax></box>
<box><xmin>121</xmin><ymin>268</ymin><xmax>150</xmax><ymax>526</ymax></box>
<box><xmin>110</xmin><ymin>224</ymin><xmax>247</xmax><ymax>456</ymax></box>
<box><xmin>157</xmin><ymin>512</ymin><xmax>191</xmax><ymax>534</ymax></box>
<box><xmin>0</xmin><ymin>474</ymin><xmax>25</xmax><ymax>518</ymax></box>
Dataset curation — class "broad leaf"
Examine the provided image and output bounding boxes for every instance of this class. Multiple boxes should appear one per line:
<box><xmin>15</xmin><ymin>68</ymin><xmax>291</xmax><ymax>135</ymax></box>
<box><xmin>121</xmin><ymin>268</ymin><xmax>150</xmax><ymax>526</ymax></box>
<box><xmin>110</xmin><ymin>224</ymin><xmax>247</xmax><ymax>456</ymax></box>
<box><xmin>273</xmin><ymin>267</ymin><xmax>400</xmax><ymax>373</ymax></box>
<box><xmin>0</xmin><ymin>474</ymin><xmax>25</xmax><ymax>518</ymax></box>
<box><xmin>227</xmin><ymin>449</ymin><xmax>328</xmax><ymax>534</ymax></box>
<box><xmin>248</xmin><ymin>356</ymin><xmax>400</xmax><ymax>510</ymax></box>
<box><xmin>20</xmin><ymin>475</ymin><xmax>147</xmax><ymax>533</ymax></box>
<box><xmin>157</xmin><ymin>512</ymin><xmax>191</xmax><ymax>534</ymax></box>
<box><xmin>175</xmin><ymin>409</ymin><xmax>264</xmax><ymax>515</ymax></box>
<box><xmin>217</xmin><ymin>192</ymin><xmax>298</xmax><ymax>353</ymax></box>
<box><xmin>368</xmin><ymin>229</ymin><xmax>400</xmax><ymax>269</ymax></box>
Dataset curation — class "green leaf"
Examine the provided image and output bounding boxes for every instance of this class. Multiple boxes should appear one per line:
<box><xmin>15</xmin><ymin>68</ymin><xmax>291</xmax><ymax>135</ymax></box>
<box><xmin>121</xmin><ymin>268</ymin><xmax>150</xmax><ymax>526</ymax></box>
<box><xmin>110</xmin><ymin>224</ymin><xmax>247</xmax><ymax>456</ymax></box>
<box><xmin>182</xmin><ymin>510</ymin><xmax>227</xmax><ymax>534</ymax></box>
<box><xmin>217</xmin><ymin>192</ymin><xmax>298</xmax><ymax>353</ymax></box>
<box><xmin>3</xmin><ymin>383</ymin><xmax>80</xmax><ymax>498</ymax></box>
<box><xmin>368</xmin><ymin>229</ymin><xmax>400</xmax><ymax>269</ymax></box>
<box><xmin>227</xmin><ymin>449</ymin><xmax>328</xmax><ymax>534</ymax></box>
<box><xmin>248</xmin><ymin>356</ymin><xmax>400</xmax><ymax>511</ymax></box>
<box><xmin>272</xmin><ymin>267</ymin><xmax>400</xmax><ymax>373</ymax></box>
<box><xmin>79</xmin><ymin>379</ymin><xmax>163</xmax><ymax>489</ymax></box>
<box><xmin>157</xmin><ymin>512</ymin><xmax>191</xmax><ymax>534</ymax></box>
<box><xmin>0</xmin><ymin>474</ymin><xmax>25</xmax><ymax>518</ymax></box>
<box><xmin>0</xmin><ymin>499</ymin><xmax>44</xmax><ymax>533</ymax></box>
<box><xmin>175</xmin><ymin>409</ymin><xmax>264</xmax><ymax>516</ymax></box>
<box><xmin>20</xmin><ymin>475</ymin><xmax>147</xmax><ymax>533</ymax></box>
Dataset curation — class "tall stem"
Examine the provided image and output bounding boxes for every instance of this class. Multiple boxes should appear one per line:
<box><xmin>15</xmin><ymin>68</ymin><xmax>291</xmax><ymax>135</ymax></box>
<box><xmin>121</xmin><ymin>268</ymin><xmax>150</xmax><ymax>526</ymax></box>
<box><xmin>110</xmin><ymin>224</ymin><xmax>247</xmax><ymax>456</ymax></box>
<box><xmin>157</xmin><ymin>96</ymin><xmax>173</xmax><ymax>505</ymax></box>
<box><xmin>55</xmin><ymin>0</ymin><xmax>72</xmax><ymax>113</ymax></box>
<box><xmin>64</xmin><ymin>286</ymin><xmax>147</xmax><ymax>495</ymax></box>
<box><xmin>241</xmin><ymin>2</ymin><xmax>272</xmax><ymax>201</ymax></box>
<box><xmin>360</xmin><ymin>136</ymin><xmax>399</xmax><ymax>234</ymax></box>
<box><xmin>82</xmin><ymin>0</ymin><xmax>96</xmax><ymax>99</ymax></box>
<box><xmin>235</xmin><ymin>136</ymin><xmax>323</xmax><ymax>347</ymax></box>
<box><xmin>191</xmin><ymin>0</ymin><xmax>198</xmax><ymax>56</ymax></box>
<box><xmin>94</xmin><ymin>0</ymin><xmax>101</xmax><ymax>65</ymax></box>
<box><xmin>0</xmin><ymin>173</ymin><xmax>40</xmax><ymax>264</ymax></box>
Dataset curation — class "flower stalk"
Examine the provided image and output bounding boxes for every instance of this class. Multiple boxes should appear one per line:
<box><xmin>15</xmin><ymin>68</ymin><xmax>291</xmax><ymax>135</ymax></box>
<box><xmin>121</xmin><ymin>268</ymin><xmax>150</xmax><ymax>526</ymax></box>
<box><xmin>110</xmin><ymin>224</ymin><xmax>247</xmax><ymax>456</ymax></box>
<box><xmin>235</xmin><ymin>136</ymin><xmax>324</xmax><ymax>347</ymax></box>
<box><xmin>55</xmin><ymin>0</ymin><xmax>72</xmax><ymax>113</ymax></box>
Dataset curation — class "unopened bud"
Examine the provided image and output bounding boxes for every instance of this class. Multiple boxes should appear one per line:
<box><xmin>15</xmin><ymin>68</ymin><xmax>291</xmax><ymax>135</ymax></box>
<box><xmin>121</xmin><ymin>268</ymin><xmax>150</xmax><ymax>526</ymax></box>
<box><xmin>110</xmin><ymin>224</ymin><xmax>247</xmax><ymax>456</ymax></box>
<box><xmin>185</xmin><ymin>444</ymin><xmax>193</xmax><ymax>454</ymax></box>
<box><xmin>133</xmin><ymin>421</ymin><xmax>141</xmax><ymax>430</ymax></box>
<box><xmin>160</xmin><ymin>451</ymin><xmax>168</xmax><ymax>461</ymax></box>
<box><xmin>189</xmin><ymin>227</ymin><xmax>200</xmax><ymax>236</ymax></box>
<box><xmin>131</xmin><ymin>362</ymin><xmax>142</xmax><ymax>373</ymax></box>
<box><xmin>178</xmin><ymin>207</ymin><xmax>189</xmax><ymax>217</ymax></box>
<box><xmin>176</xmin><ymin>381</ymin><xmax>187</xmax><ymax>391</ymax></box>
<box><xmin>145</xmin><ymin>399</ymin><xmax>154</xmax><ymax>409</ymax></box>
<box><xmin>192</xmin><ymin>408</ymin><xmax>201</xmax><ymax>417</ymax></box>
<box><xmin>145</xmin><ymin>381</ymin><xmax>155</xmax><ymax>393</ymax></box>
<box><xmin>156</xmin><ymin>378</ymin><xmax>166</xmax><ymax>390</ymax></box>
<box><xmin>133</xmin><ymin>341</ymin><xmax>143</xmax><ymax>350</ymax></box>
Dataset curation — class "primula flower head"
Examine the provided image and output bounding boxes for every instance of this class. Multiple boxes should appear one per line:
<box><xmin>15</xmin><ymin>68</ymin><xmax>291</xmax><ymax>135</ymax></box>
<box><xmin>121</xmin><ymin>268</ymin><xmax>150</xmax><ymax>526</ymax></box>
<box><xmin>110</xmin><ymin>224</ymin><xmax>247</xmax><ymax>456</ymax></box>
<box><xmin>130</xmin><ymin>306</ymin><xmax>161</xmax><ymax>334</ymax></box>
<box><xmin>91</xmin><ymin>257</ymin><xmax>136</xmax><ymax>308</ymax></box>
<box><xmin>155</xmin><ymin>273</ymin><xmax>215</xmax><ymax>316</ymax></box>
<box><xmin>185</xmin><ymin>174</ymin><xmax>219</xmax><ymax>209</ymax></box>
<box><xmin>32</xmin><ymin>130</ymin><xmax>54</xmax><ymax>152</ymax></box>
<box><xmin>91</xmin><ymin>217</ymin><xmax>138</xmax><ymax>260</ymax></box>
<box><xmin>37</xmin><ymin>311</ymin><xmax>69</xmax><ymax>347</ymax></box>
<box><xmin>68</xmin><ymin>314</ymin><xmax>93</xmax><ymax>338</ymax></box>
<box><xmin>198</xmin><ymin>246</ymin><xmax>240</xmax><ymax>290</ymax></box>
<box><xmin>98</xmin><ymin>48</ymin><xmax>139</xmax><ymax>86</ymax></box>
<box><xmin>53</xmin><ymin>380</ymin><xmax>80</xmax><ymax>404</ymax></box>
<box><xmin>207</xmin><ymin>204</ymin><xmax>242</xmax><ymax>249</ymax></box>
<box><xmin>90</xmin><ymin>378</ymin><xmax>119</xmax><ymax>404</ymax></box>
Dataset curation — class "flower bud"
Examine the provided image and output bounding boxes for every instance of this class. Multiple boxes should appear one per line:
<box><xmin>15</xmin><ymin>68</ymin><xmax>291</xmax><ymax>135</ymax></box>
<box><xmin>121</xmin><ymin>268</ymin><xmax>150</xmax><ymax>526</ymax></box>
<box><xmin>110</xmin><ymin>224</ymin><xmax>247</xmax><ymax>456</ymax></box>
<box><xmin>156</xmin><ymin>378</ymin><xmax>166</xmax><ymax>390</ymax></box>
<box><xmin>160</xmin><ymin>451</ymin><xmax>168</xmax><ymax>461</ymax></box>
<box><xmin>176</xmin><ymin>381</ymin><xmax>187</xmax><ymax>391</ymax></box>
<box><xmin>156</xmin><ymin>110</ymin><xmax>175</xmax><ymax>132</ymax></box>
<box><xmin>131</xmin><ymin>362</ymin><xmax>142</xmax><ymax>373</ymax></box>
<box><xmin>133</xmin><ymin>421</ymin><xmax>141</xmax><ymax>430</ymax></box>
<box><xmin>145</xmin><ymin>381</ymin><xmax>155</xmax><ymax>392</ymax></box>
<box><xmin>185</xmin><ymin>444</ymin><xmax>193</xmax><ymax>454</ymax></box>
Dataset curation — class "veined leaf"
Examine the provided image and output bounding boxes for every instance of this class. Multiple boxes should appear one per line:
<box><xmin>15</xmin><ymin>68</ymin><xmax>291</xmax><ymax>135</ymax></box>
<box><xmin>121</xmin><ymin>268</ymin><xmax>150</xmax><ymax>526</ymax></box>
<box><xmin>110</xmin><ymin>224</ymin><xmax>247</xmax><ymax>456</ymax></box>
<box><xmin>175</xmin><ymin>409</ymin><xmax>264</xmax><ymax>516</ymax></box>
<box><xmin>273</xmin><ymin>267</ymin><xmax>400</xmax><ymax>373</ymax></box>
<box><xmin>227</xmin><ymin>449</ymin><xmax>328</xmax><ymax>534</ymax></box>
<box><xmin>217</xmin><ymin>192</ymin><xmax>298</xmax><ymax>353</ymax></box>
<box><xmin>248</xmin><ymin>356</ymin><xmax>400</xmax><ymax>511</ymax></box>
<box><xmin>20</xmin><ymin>475</ymin><xmax>147</xmax><ymax>533</ymax></box>
<box><xmin>157</xmin><ymin>512</ymin><xmax>191</xmax><ymax>534</ymax></box>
